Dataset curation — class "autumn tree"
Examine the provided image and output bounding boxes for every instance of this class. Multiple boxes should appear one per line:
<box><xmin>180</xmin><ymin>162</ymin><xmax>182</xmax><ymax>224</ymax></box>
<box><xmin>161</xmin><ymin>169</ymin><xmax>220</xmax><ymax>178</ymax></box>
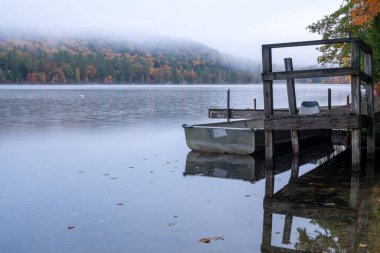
<box><xmin>307</xmin><ymin>0</ymin><xmax>380</xmax><ymax>85</ymax></box>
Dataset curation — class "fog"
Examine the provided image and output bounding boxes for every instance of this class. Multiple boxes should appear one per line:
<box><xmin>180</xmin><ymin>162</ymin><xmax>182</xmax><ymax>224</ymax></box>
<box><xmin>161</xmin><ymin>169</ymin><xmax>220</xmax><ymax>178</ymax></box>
<box><xmin>1</xmin><ymin>0</ymin><xmax>342</xmax><ymax>64</ymax></box>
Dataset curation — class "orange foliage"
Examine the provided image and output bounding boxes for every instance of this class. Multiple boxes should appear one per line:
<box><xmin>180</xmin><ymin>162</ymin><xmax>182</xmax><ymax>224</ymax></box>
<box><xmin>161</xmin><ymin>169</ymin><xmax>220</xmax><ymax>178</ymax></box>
<box><xmin>352</xmin><ymin>0</ymin><xmax>380</xmax><ymax>27</ymax></box>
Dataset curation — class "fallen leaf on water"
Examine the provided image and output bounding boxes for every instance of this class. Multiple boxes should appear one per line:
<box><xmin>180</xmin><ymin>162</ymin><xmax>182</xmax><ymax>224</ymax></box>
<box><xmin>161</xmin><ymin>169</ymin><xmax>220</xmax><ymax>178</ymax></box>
<box><xmin>359</xmin><ymin>243</ymin><xmax>368</xmax><ymax>248</ymax></box>
<box><xmin>67</xmin><ymin>226</ymin><xmax>76</xmax><ymax>230</ymax></box>
<box><xmin>245</xmin><ymin>195</ymin><xmax>251</xmax><ymax>197</ymax></box>
<box><xmin>199</xmin><ymin>237</ymin><xmax>224</xmax><ymax>243</ymax></box>
<box><xmin>200</xmin><ymin>238</ymin><xmax>211</xmax><ymax>243</ymax></box>
<box><xmin>110</xmin><ymin>177</ymin><xmax>118</xmax><ymax>180</ymax></box>
<box><xmin>104</xmin><ymin>173</ymin><xmax>110</xmax><ymax>176</ymax></box>
<box><xmin>116</xmin><ymin>203</ymin><xmax>124</xmax><ymax>206</ymax></box>
<box><xmin>168</xmin><ymin>223</ymin><xmax>176</xmax><ymax>227</ymax></box>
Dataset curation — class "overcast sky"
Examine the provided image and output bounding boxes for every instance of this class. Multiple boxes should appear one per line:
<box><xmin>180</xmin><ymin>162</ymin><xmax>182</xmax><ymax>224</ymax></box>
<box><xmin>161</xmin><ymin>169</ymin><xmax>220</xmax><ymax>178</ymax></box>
<box><xmin>1</xmin><ymin>0</ymin><xmax>343</xmax><ymax>64</ymax></box>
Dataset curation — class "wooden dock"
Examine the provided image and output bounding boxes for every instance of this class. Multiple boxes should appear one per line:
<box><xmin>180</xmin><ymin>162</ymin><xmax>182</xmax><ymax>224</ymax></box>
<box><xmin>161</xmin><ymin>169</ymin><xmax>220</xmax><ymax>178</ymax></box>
<box><xmin>262</xmin><ymin>38</ymin><xmax>374</xmax><ymax>198</ymax></box>
<box><xmin>209</xmin><ymin>38</ymin><xmax>376</xmax><ymax>198</ymax></box>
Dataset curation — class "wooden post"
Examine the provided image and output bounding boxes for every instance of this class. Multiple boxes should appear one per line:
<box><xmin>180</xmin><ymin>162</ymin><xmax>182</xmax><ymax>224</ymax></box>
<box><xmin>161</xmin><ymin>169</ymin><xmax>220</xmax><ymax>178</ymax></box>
<box><xmin>347</xmin><ymin>95</ymin><xmax>350</xmax><ymax>105</ymax></box>
<box><xmin>282</xmin><ymin>215</ymin><xmax>293</xmax><ymax>245</ymax></box>
<box><xmin>290</xmin><ymin>155</ymin><xmax>300</xmax><ymax>180</ymax></box>
<box><xmin>351</xmin><ymin>41</ymin><xmax>361</xmax><ymax>172</ymax></box>
<box><xmin>261</xmin><ymin>202</ymin><xmax>273</xmax><ymax>252</ymax></box>
<box><xmin>263</xmin><ymin>46</ymin><xmax>275</xmax><ymax>198</ymax></box>
<box><xmin>328</xmin><ymin>88</ymin><xmax>332</xmax><ymax>110</ymax></box>
<box><xmin>364</xmin><ymin>52</ymin><xmax>375</xmax><ymax>159</ymax></box>
<box><xmin>227</xmin><ymin>89</ymin><xmax>230</xmax><ymax>122</ymax></box>
<box><xmin>254</xmin><ymin>98</ymin><xmax>257</xmax><ymax>110</ymax></box>
<box><xmin>284</xmin><ymin>58</ymin><xmax>299</xmax><ymax>156</ymax></box>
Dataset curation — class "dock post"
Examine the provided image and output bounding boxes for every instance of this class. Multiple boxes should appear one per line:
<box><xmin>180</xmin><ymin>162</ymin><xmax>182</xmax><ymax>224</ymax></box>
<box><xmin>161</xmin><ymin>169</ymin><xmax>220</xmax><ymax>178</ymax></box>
<box><xmin>254</xmin><ymin>98</ymin><xmax>257</xmax><ymax>110</ymax></box>
<box><xmin>328</xmin><ymin>88</ymin><xmax>332</xmax><ymax>110</ymax></box>
<box><xmin>284</xmin><ymin>58</ymin><xmax>299</xmax><ymax>156</ymax></box>
<box><xmin>227</xmin><ymin>89</ymin><xmax>231</xmax><ymax>122</ymax></box>
<box><xmin>263</xmin><ymin>45</ymin><xmax>275</xmax><ymax>198</ymax></box>
<box><xmin>351</xmin><ymin>40</ymin><xmax>361</xmax><ymax>172</ymax></box>
<box><xmin>364</xmin><ymin>52</ymin><xmax>375</xmax><ymax>159</ymax></box>
<box><xmin>290</xmin><ymin>155</ymin><xmax>300</xmax><ymax>180</ymax></box>
<box><xmin>347</xmin><ymin>95</ymin><xmax>350</xmax><ymax>105</ymax></box>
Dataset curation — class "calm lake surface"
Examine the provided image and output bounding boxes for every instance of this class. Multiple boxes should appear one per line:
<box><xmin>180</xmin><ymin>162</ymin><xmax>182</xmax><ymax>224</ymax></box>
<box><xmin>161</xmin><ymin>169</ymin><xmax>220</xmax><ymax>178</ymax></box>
<box><xmin>1</xmin><ymin>84</ymin><xmax>379</xmax><ymax>253</ymax></box>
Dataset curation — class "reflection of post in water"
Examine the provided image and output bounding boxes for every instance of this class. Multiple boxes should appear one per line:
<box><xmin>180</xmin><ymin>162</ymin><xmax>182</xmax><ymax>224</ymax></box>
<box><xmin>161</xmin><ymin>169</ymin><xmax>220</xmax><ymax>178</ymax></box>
<box><xmin>261</xmin><ymin>155</ymin><xmax>375</xmax><ymax>252</ymax></box>
<box><xmin>349</xmin><ymin>172</ymin><xmax>360</xmax><ymax>209</ymax></box>
<box><xmin>282</xmin><ymin>215</ymin><xmax>292</xmax><ymax>245</ymax></box>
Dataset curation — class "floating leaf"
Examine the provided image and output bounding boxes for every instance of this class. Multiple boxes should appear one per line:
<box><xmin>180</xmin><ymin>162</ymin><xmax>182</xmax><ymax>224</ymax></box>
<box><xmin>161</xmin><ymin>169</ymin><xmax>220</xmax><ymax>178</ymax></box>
<box><xmin>199</xmin><ymin>238</ymin><xmax>211</xmax><ymax>243</ymax></box>
<box><xmin>359</xmin><ymin>243</ymin><xmax>368</xmax><ymax>248</ymax></box>
<box><xmin>67</xmin><ymin>226</ymin><xmax>76</xmax><ymax>230</ymax></box>
<box><xmin>199</xmin><ymin>237</ymin><xmax>224</xmax><ymax>243</ymax></box>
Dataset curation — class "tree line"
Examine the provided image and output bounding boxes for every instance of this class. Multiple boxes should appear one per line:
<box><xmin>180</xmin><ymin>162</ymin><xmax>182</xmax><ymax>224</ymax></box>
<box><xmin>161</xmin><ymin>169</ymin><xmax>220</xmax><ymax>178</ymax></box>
<box><xmin>0</xmin><ymin>39</ymin><xmax>260</xmax><ymax>84</ymax></box>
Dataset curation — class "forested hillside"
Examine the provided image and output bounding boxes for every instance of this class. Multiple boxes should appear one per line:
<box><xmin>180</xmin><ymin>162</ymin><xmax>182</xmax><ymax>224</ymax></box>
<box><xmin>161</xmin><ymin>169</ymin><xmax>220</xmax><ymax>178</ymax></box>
<box><xmin>0</xmin><ymin>38</ymin><xmax>260</xmax><ymax>84</ymax></box>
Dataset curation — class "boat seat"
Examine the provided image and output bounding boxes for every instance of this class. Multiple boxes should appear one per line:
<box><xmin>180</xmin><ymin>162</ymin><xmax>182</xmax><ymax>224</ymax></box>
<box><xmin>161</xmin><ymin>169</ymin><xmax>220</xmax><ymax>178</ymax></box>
<box><xmin>299</xmin><ymin>101</ymin><xmax>320</xmax><ymax>115</ymax></box>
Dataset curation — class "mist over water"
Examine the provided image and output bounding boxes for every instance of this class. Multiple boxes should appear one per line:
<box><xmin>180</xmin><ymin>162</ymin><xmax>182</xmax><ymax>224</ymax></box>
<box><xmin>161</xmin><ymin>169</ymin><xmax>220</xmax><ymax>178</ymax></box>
<box><xmin>0</xmin><ymin>0</ymin><xmax>342</xmax><ymax>63</ymax></box>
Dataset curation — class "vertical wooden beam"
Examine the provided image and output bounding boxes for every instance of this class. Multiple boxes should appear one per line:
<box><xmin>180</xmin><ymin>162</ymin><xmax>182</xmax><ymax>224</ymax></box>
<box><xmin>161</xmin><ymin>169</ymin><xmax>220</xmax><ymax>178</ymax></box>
<box><xmin>290</xmin><ymin>155</ymin><xmax>300</xmax><ymax>180</ymax></box>
<box><xmin>364</xmin><ymin>52</ymin><xmax>375</xmax><ymax>159</ymax></box>
<box><xmin>262</xmin><ymin>46</ymin><xmax>275</xmax><ymax>198</ymax></box>
<box><xmin>263</xmin><ymin>46</ymin><xmax>273</xmax><ymax>118</ymax></box>
<box><xmin>261</xmin><ymin>202</ymin><xmax>273</xmax><ymax>252</ymax></box>
<box><xmin>284</xmin><ymin>58</ymin><xmax>299</xmax><ymax>156</ymax></box>
<box><xmin>282</xmin><ymin>215</ymin><xmax>293</xmax><ymax>245</ymax></box>
<box><xmin>351</xmin><ymin>41</ymin><xmax>361</xmax><ymax>172</ymax></box>
<box><xmin>347</xmin><ymin>95</ymin><xmax>350</xmax><ymax>105</ymax></box>
<box><xmin>328</xmin><ymin>88</ymin><xmax>332</xmax><ymax>110</ymax></box>
<box><xmin>254</xmin><ymin>98</ymin><xmax>257</xmax><ymax>110</ymax></box>
<box><xmin>227</xmin><ymin>89</ymin><xmax>231</xmax><ymax>122</ymax></box>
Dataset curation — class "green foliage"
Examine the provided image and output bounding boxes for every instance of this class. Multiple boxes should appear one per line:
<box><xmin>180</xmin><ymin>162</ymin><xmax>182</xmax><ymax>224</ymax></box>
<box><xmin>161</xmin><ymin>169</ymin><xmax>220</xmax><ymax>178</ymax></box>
<box><xmin>0</xmin><ymin>39</ymin><xmax>259</xmax><ymax>84</ymax></box>
<box><xmin>307</xmin><ymin>0</ymin><xmax>380</xmax><ymax>84</ymax></box>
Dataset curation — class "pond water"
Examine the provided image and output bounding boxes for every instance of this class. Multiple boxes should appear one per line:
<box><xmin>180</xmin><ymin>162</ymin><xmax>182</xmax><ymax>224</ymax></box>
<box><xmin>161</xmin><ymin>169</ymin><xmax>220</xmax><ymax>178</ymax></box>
<box><xmin>1</xmin><ymin>84</ymin><xmax>378</xmax><ymax>253</ymax></box>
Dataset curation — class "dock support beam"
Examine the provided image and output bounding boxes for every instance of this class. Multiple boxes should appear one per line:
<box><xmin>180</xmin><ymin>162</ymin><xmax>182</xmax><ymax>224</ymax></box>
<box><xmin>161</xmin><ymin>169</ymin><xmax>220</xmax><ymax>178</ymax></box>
<box><xmin>351</xmin><ymin>41</ymin><xmax>361</xmax><ymax>172</ymax></box>
<box><xmin>365</xmin><ymin>52</ymin><xmax>375</xmax><ymax>159</ymax></box>
<box><xmin>263</xmin><ymin>46</ymin><xmax>275</xmax><ymax>198</ymax></box>
<box><xmin>285</xmin><ymin>58</ymin><xmax>299</xmax><ymax>156</ymax></box>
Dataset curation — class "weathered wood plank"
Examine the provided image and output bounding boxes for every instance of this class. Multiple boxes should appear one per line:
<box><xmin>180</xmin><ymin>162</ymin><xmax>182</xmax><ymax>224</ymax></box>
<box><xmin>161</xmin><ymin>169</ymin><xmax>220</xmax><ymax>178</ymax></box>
<box><xmin>208</xmin><ymin>109</ymin><xmax>289</xmax><ymax>119</ymax></box>
<box><xmin>365</xmin><ymin>52</ymin><xmax>375</xmax><ymax>159</ymax></box>
<box><xmin>285</xmin><ymin>58</ymin><xmax>299</xmax><ymax>155</ymax></box>
<box><xmin>264</xmin><ymin>114</ymin><xmax>360</xmax><ymax>130</ymax></box>
<box><xmin>262</xmin><ymin>38</ymin><xmax>358</xmax><ymax>49</ymax></box>
<box><xmin>262</xmin><ymin>46</ymin><xmax>273</xmax><ymax>118</ymax></box>
<box><xmin>262</xmin><ymin>67</ymin><xmax>359</xmax><ymax>81</ymax></box>
<box><xmin>208</xmin><ymin>105</ymin><xmax>348</xmax><ymax>119</ymax></box>
<box><xmin>285</xmin><ymin>58</ymin><xmax>297</xmax><ymax>115</ymax></box>
<box><xmin>351</xmin><ymin>40</ymin><xmax>361</xmax><ymax>172</ymax></box>
<box><xmin>262</xmin><ymin>38</ymin><xmax>371</xmax><ymax>52</ymax></box>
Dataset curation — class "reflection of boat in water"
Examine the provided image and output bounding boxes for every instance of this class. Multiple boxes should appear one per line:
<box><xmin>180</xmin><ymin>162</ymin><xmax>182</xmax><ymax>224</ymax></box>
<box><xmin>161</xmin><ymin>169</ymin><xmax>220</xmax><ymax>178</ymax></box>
<box><xmin>184</xmin><ymin>143</ymin><xmax>336</xmax><ymax>183</ymax></box>
<box><xmin>183</xmin><ymin>119</ymin><xmax>326</xmax><ymax>155</ymax></box>
<box><xmin>184</xmin><ymin>151</ymin><xmax>260</xmax><ymax>183</ymax></box>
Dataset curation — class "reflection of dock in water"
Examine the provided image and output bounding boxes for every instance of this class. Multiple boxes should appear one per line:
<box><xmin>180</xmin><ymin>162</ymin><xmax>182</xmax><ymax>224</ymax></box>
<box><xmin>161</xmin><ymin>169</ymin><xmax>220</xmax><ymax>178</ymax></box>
<box><xmin>261</xmin><ymin>150</ymin><xmax>376</xmax><ymax>252</ymax></box>
<box><xmin>184</xmin><ymin>143</ymin><xmax>338</xmax><ymax>184</ymax></box>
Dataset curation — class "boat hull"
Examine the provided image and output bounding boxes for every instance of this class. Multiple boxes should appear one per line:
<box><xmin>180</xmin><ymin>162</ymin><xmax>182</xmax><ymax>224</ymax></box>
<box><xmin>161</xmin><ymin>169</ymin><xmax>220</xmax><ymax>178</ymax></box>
<box><xmin>183</xmin><ymin>119</ymin><xmax>325</xmax><ymax>155</ymax></box>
